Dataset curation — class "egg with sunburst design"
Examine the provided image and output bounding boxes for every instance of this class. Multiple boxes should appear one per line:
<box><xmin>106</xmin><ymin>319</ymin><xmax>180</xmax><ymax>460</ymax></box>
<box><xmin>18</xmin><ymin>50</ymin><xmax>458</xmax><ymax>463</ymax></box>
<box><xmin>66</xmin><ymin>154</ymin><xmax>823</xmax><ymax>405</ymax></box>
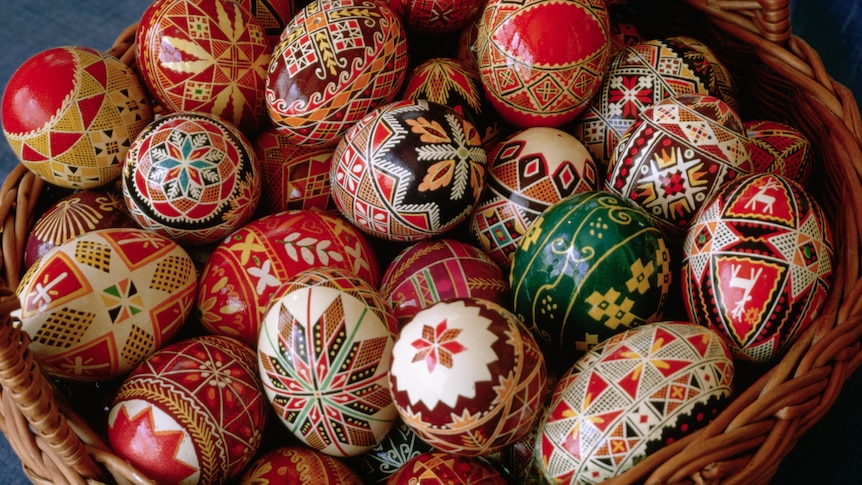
<box><xmin>258</xmin><ymin>284</ymin><xmax>398</xmax><ymax>457</ymax></box>
<box><xmin>330</xmin><ymin>99</ymin><xmax>487</xmax><ymax>241</ymax></box>
<box><xmin>122</xmin><ymin>111</ymin><xmax>261</xmax><ymax>246</ymax></box>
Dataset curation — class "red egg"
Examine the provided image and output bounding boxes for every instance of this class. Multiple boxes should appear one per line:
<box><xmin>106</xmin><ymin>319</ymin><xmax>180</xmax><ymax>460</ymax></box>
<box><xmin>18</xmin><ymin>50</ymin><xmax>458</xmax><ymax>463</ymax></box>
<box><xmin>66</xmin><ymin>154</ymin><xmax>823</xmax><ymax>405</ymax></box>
<box><xmin>475</xmin><ymin>0</ymin><xmax>613</xmax><ymax>127</ymax></box>
<box><xmin>233</xmin><ymin>0</ymin><xmax>299</xmax><ymax>49</ymax></box>
<box><xmin>386</xmin><ymin>451</ymin><xmax>509</xmax><ymax>484</ymax></box>
<box><xmin>136</xmin><ymin>0</ymin><xmax>271</xmax><ymax>133</ymax></box>
<box><xmin>196</xmin><ymin>209</ymin><xmax>381</xmax><ymax>347</ymax></box>
<box><xmin>744</xmin><ymin>120</ymin><xmax>814</xmax><ymax>187</ymax></box>
<box><xmin>388</xmin><ymin>0</ymin><xmax>484</xmax><ymax>36</ymax></box>
<box><xmin>389</xmin><ymin>298</ymin><xmax>547</xmax><ymax>456</ymax></box>
<box><xmin>108</xmin><ymin>335</ymin><xmax>267</xmax><ymax>485</ymax></box>
<box><xmin>253</xmin><ymin>127</ymin><xmax>338</xmax><ymax>214</ymax></box>
<box><xmin>1</xmin><ymin>46</ymin><xmax>153</xmax><ymax>189</ymax></box>
<box><xmin>266</xmin><ymin>0</ymin><xmax>409</xmax><ymax>147</ymax></box>
<box><xmin>379</xmin><ymin>238</ymin><xmax>508</xmax><ymax>327</ymax></box>
<box><xmin>122</xmin><ymin>112</ymin><xmax>261</xmax><ymax>246</ymax></box>
<box><xmin>240</xmin><ymin>447</ymin><xmax>363</xmax><ymax>484</ymax></box>
<box><xmin>25</xmin><ymin>186</ymin><xmax>136</xmax><ymax>269</ymax></box>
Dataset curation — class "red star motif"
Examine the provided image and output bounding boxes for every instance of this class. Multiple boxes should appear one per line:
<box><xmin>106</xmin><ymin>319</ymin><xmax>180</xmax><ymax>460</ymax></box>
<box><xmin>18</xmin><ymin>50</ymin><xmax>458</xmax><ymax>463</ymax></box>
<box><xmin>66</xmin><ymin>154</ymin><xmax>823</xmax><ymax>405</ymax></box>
<box><xmin>411</xmin><ymin>320</ymin><xmax>467</xmax><ymax>373</ymax></box>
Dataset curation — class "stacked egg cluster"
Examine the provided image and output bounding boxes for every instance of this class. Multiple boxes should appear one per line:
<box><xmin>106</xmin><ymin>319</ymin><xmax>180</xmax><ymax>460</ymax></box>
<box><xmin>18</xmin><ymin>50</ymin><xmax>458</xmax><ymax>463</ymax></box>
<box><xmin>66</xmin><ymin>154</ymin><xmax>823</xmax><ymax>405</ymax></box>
<box><xmin>0</xmin><ymin>0</ymin><xmax>834</xmax><ymax>483</ymax></box>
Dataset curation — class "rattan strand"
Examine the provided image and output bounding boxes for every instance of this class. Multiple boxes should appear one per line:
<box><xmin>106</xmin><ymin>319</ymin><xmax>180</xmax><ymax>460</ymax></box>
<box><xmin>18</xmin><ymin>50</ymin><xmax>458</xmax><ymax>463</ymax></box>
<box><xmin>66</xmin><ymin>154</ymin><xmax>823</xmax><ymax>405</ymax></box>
<box><xmin>0</xmin><ymin>0</ymin><xmax>860</xmax><ymax>483</ymax></box>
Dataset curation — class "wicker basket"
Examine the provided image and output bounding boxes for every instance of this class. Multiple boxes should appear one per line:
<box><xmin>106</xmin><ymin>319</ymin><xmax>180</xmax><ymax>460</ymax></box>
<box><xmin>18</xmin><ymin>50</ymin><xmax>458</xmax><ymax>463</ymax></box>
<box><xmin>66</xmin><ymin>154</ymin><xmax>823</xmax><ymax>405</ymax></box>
<box><xmin>1</xmin><ymin>0</ymin><xmax>861</xmax><ymax>483</ymax></box>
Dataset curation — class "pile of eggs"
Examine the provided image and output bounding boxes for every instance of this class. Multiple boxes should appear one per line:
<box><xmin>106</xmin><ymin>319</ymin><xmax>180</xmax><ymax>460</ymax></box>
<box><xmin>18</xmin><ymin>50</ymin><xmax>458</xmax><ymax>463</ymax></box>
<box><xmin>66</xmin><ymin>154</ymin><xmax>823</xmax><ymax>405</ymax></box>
<box><xmin>0</xmin><ymin>0</ymin><xmax>835</xmax><ymax>483</ymax></box>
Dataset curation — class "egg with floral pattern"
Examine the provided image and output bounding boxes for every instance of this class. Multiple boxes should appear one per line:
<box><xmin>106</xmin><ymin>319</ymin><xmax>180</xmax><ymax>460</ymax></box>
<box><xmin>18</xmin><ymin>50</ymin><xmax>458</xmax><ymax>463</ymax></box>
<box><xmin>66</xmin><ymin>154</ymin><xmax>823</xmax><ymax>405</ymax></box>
<box><xmin>107</xmin><ymin>335</ymin><xmax>267</xmax><ymax>485</ymax></box>
<box><xmin>389</xmin><ymin>297</ymin><xmax>547</xmax><ymax>456</ymax></box>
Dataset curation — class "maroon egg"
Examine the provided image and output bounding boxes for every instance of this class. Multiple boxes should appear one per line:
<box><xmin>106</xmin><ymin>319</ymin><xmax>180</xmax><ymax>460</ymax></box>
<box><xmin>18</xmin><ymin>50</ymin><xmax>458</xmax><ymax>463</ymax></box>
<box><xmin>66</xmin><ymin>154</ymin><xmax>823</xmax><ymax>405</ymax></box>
<box><xmin>253</xmin><ymin>127</ymin><xmax>338</xmax><ymax>214</ymax></box>
<box><xmin>744</xmin><ymin>120</ymin><xmax>814</xmax><ymax>187</ymax></box>
<box><xmin>136</xmin><ymin>0</ymin><xmax>271</xmax><ymax>133</ymax></box>
<box><xmin>386</xmin><ymin>451</ymin><xmax>508</xmax><ymax>484</ymax></box>
<box><xmin>266</xmin><ymin>0</ymin><xmax>409</xmax><ymax>147</ymax></box>
<box><xmin>379</xmin><ymin>238</ymin><xmax>508</xmax><ymax>327</ymax></box>
<box><xmin>25</xmin><ymin>186</ymin><xmax>136</xmax><ymax>269</ymax></box>
<box><xmin>388</xmin><ymin>0</ymin><xmax>484</xmax><ymax>36</ymax></box>
<box><xmin>330</xmin><ymin>99</ymin><xmax>487</xmax><ymax>242</ymax></box>
<box><xmin>240</xmin><ymin>446</ymin><xmax>364</xmax><ymax>484</ymax></box>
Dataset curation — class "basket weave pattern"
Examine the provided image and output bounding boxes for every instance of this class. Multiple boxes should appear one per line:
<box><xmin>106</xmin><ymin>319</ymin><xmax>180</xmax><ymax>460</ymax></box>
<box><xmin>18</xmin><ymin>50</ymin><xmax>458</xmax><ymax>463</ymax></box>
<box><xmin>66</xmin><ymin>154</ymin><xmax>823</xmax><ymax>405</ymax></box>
<box><xmin>1</xmin><ymin>0</ymin><xmax>860</xmax><ymax>484</ymax></box>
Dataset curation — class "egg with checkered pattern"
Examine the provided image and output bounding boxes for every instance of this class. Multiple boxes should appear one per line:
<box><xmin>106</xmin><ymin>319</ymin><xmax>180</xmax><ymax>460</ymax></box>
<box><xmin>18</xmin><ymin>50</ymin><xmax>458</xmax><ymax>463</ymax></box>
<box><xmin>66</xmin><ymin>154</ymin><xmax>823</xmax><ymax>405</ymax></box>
<box><xmin>509</xmin><ymin>190</ymin><xmax>672</xmax><ymax>375</ymax></box>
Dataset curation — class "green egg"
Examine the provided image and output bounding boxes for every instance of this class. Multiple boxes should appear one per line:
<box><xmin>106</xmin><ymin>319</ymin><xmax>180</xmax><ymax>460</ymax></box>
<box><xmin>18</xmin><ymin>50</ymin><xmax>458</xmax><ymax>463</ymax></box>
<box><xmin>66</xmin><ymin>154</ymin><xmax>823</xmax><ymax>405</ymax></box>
<box><xmin>509</xmin><ymin>190</ymin><xmax>672</xmax><ymax>374</ymax></box>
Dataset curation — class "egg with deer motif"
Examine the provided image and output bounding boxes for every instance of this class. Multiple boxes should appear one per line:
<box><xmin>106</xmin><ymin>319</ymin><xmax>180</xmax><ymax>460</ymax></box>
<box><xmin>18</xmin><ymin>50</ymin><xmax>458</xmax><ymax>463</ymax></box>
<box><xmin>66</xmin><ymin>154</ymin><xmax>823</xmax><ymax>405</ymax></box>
<box><xmin>682</xmin><ymin>172</ymin><xmax>833</xmax><ymax>363</ymax></box>
<box><xmin>16</xmin><ymin>228</ymin><xmax>197</xmax><ymax>382</ymax></box>
<box><xmin>195</xmin><ymin>209</ymin><xmax>380</xmax><ymax>348</ymax></box>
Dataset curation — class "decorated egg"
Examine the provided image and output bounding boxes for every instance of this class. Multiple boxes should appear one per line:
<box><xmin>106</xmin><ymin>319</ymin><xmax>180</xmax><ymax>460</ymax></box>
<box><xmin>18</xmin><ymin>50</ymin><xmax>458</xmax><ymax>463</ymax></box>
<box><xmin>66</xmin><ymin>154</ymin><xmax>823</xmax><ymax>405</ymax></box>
<box><xmin>389</xmin><ymin>297</ymin><xmax>547</xmax><ymax>456</ymax></box>
<box><xmin>605</xmin><ymin>93</ymin><xmax>753</xmax><ymax>239</ymax></box>
<box><xmin>386</xmin><ymin>451</ymin><xmax>509</xmax><ymax>484</ymax></box>
<box><xmin>402</xmin><ymin>57</ymin><xmax>506</xmax><ymax>145</ymax></box>
<box><xmin>25</xmin><ymin>186</ymin><xmax>136</xmax><ymax>269</ymax></box>
<box><xmin>379</xmin><ymin>238</ymin><xmax>508</xmax><ymax>327</ymax></box>
<box><xmin>388</xmin><ymin>0</ymin><xmax>484</xmax><ymax>36</ymax></box>
<box><xmin>348</xmin><ymin>419</ymin><xmax>434</xmax><ymax>484</ymax></box>
<box><xmin>240</xmin><ymin>446</ymin><xmax>364</xmax><ymax>484</ymax></box>
<box><xmin>569</xmin><ymin>36</ymin><xmax>739</xmax><ymax>171</ymax></box>
<box><xmin>682</xmin><ymin>173</ymin><xmax>834</xmax><ymax>363</ymax></box>
<box><xmin>136</xmin><ymin>0</ymin><xmax>271</xmax><ymax>133</ymax></box>
<box><xmin>1</xmin><ymin>46</ymin><xmax>153</xmax><ymax>189</ymax></box>
<box><xmin>108</xmin><ymin>335</ymin><xmax>267</xmax><ymax>485</ymax></box>
<box><xmin>279</xmin><ymin>266</ymin><xmax>399</xmax><ymax>336</ymax></box>
<box><xmin>122</xmin><ymin>111</ymin><xmax>261</xmax><ymax>246</ymax></box>
<box><xmin>475</xmin><ymin>0</ymin><xmax>612</xmax><ymax>127</ymax></box>
<box><xmin>509</xmin><ymin>190</ymin><xmax>672</xmax><ymax>374</ymax></box>
<box><xmin>744</xmin><ymin>120</ymin><xmax>814</xmax><ymax>187</ymax></box>
<box><xmin>196</xmin><ymin>209</ymin><xmax>380</xmax><ymax>348</ymax></box>
<box><xmin>258</xmin><ymin>284</ymin><xmax>398</xmax><ymax>457</ymax></box>
<box><xmin>470</xmin><ymin>127</ymin><xmax>598</xmax><ymax>269</ymax></box>
<box><xmin>455</xmin><ymin>16</ymin><xmax>481</xmax><ymax>69</ymax></box>
<box><xmin>330</xmin><ymin>99</ymin><xmax>487</xmax><ymax>241</ymax></box>
<box><xmin>17</xmin><ymin>228</ymin><xmax>197</xmax><ymax>381</ymax></box>
<box><xmin>253</xmin><ymin>127</ymin><xmax>338</xmax><ymax>214</ymax></box>
<box><xmin>536</xmin><ymin>322</ymin><xmax>735</xmax><ymax>485</ymax></box>
<box><xmin>234</xmin><ymin>0</ymin><xmax>299</xmax><ymax>49</ymax></box>
<box><xmin>265</xmin><ymin>0</ymin><xmax>409</xmax><ymax>147</ymax></box>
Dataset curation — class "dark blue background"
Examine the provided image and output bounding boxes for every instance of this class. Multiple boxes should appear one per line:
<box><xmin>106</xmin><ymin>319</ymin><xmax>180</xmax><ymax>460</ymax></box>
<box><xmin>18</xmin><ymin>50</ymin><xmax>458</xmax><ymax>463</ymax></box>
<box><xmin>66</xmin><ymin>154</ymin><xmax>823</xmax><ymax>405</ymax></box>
<box><xmin>0</xmin><ymin>1</ymin><xmax>860</xmax><ymax>484</ymax></box>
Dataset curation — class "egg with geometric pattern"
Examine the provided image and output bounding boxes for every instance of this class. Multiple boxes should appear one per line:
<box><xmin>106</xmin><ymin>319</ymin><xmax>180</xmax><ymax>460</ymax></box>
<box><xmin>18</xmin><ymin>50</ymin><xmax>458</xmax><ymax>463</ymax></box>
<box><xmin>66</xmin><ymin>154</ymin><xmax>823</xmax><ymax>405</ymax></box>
<box><xmin>1</xmin><ymin>46</ymin><xmax>153</xmax><ymax>189</ymax></box>
<box><xmin>470</xmin><ymin>127</ymin><xmax>598</xmax><ymax>269</ymax></box>
<box><xmin>240</xmin><ymin>446</ymin><xmax>364</xmax><ymax>484</ymax></box>
<box><xmin>509</xmin><ymin>190</ymin><xmax>673</xmax><ymax>375</ymax></box>
<box><xmin>535</xmin><ymin>322</ymin><xmax>735</xmax><ymax>485</ymax></box>
<box><xmin>389</xmin><ymin>297</ymin><xmax>548</xmax><ymax>456</ymax></box>
<box><xmin>108</xmin><ymin>335</ymin><xmax>267</xmax><ymax>485</ymax></box>
<box><xmin>681</xmin><ymin>172</ymin><xmax>834</xmax><ymax>363</ymax></box>
<box><xmin>16</xmin><ymin>228</ymin><xmax>197</xmax><ymax>382</ymax></box>
<box><xmin>386</xmin><ymin>451</ymin><xmax>509</xmax><ymax>484</ymax></box>
<box><xmin>122</xmin><ymin>111</ymin><xmax>261</xmax><ymax>246</ymax></box>
<box><xmin>744</xmin><ymin>120</ymin><xmax>814</xmax><ymax>187</ymax></box>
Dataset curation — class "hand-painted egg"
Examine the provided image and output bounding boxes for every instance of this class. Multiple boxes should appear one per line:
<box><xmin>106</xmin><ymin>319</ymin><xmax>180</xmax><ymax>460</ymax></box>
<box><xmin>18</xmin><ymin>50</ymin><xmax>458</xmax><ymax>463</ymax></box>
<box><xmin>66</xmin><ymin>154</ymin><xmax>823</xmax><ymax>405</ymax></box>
<box><xmin>253</xmin><ymin>127</ymin><xmax>338</xmax><ymax>215</ymax></box>
<box><xmin>122</xmin><ymin>111</ymin><xmax>261</xmax><ymax>246</ymax></box>
<box><xmin>1</xmin><ymin>46</ymin><xmax>153</xmax><ymax>189</ymax></box>
<box><xmin>348</xmin><ymin>419</ymin><xmax>434</xmax><ymax>483</ymax></box>
<box><xmin>16</xmin><ymin>228</ymin><xmax>197</xmax><ymax>381</ymax></box>
<box><xmin>258</xmin><ymin>284</ymin><xmax>398</xmax><ymax>457</ymax></box>
<box><xmin>108</xmin><ymin>335</ymin><xmax>267</xmax><ymax>485</ymax></box>
<box><xmin>389</xmin><ymin>0</ymin><xmax>484</xmax><ymax>36</ymax></box>
<box><xmin>330</xmin><ymin>99</ymin><xmax>487</xmax><ymax>242</ymax></box>
<box><xmin>196</xmin><ymin>209</ymin><xmax>380</xmax><ymax>348</ymax></box>
<box><xmin>234</xmin><ymin>0</ymin><xmax>298</xmax><ymax>49</ymax></box>
<box><xmin>266</xmin><ymin>0</ymin><xmax>409</xmax><ymax>147</ymax></box>
<box><xmin>509</xmin><ymin>190</ymin><xmax>672</xmax><ymax>375</ymax></box>
<box><xmin>536</xmin><ymin>322</ymin><xmax>735</xmax><ymax>485</ymax></box>
<box><xmin>25</xmin><ymin>186</ymin><xmax>136</xmax><ymax>269</ymax></box>
<box><xmin>605</xmin><ymin>93</ymin><xmax>754</xmax><ymax>239</ymax></box>
<box><xmin>470</xmin><ymin>127</ymin><xmax>598</xmax><ymax>269</ymax></box>
<box><xmin>379</xmin><ymin>238</ymin><xmax>508</xmax><ymax>327</ymax></box>
<box><xmin>389</xmin><ymin>298</ymin><xmax>547</xmax><ymax>456</ymax></box>
<box><xmin>682</xmin><ymin>173</ymin><xmax>834</xmax><ymax>363</ymax></box>
<box><xmin>136</xmin><ymin>0</ymin><xmax>271</xmax><ymax>133</ymax></box>
<box><xmin>744</xmin><ymin>120</ymin><xmax>814</xmax><ymax>187</ymax></box>
<box><xmin>386</xmin><ymin>451</ymin><xmax>509</xmax><ymax>484</ymax></box>
<box><xmin>240</xmin><ymin>446</ymin><xmax>364</xmax><ymax>484</ymax></box>
<box><xmin>455</xmin><ymin>17</ymin><xmax>481</xmax><ymax>69</ymax></box>
<box><xmin>402</xmin><ymin>57</ymin><xmax>506</xmax><ymax>146</ymax></box>
<box><xmin>569</xmin><ymin>36</ymin><xmax>739</xmax><ymax>171</ymax></box>
<box><xmin>609</xmin><ymin>21</ymin><xmax>642</xmax><ymax>54</ymax></box>
<box><xmin>475</xmin><ymin>0</ymin><xmax>612</xmax><ymax>127</ymax></box>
